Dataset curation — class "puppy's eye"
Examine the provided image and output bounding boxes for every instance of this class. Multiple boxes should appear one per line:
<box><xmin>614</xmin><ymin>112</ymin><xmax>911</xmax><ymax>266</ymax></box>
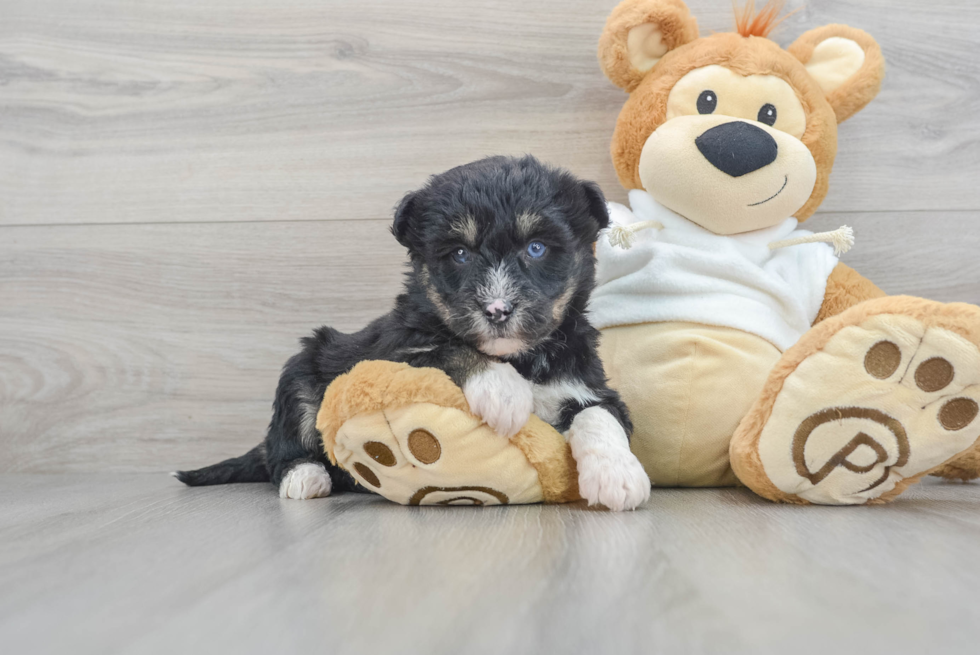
<box><xmin>451</xmin><ymin>247</ymin><xmax>470</xmax><ymax>264</ymax></box>
<box><xmin>758</xmin><ymin>103</ymin><xmax>777</xmax><ymax>126</ymax></box>
<box><xmin>697</xmin><ymin>90</ymin><xmax>717</xmax><ymax>115</ymax></box>
<box><xmin>526</xmin><ymin>241</ymin><xmax>546</xmax><ymax>259</ymax></box>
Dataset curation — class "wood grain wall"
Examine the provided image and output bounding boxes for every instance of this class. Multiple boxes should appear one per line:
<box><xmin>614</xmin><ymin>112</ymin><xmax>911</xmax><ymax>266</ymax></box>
<box><xmin>2</xmin><ymin>0</ymin><xmax>979</xmax><ymax>472</ymax></box>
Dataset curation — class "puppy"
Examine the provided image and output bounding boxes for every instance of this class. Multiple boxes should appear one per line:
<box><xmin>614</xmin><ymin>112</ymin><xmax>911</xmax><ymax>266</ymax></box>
<box><xmin>176</xmin><ymin>155</ymin><xmax>650</xmax><ymax>511</ymax></box>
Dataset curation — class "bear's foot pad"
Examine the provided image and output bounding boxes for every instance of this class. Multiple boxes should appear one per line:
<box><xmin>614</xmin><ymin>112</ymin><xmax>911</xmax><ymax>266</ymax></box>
<box><xmin>332</xmin><ymin>402</ymin><xmax>546</xmax><ymax>506</ymax></box>
<box><xmin>753</xmin><ymin>307</ymin><xmax>980</xmax><ymax>504</ymax></box>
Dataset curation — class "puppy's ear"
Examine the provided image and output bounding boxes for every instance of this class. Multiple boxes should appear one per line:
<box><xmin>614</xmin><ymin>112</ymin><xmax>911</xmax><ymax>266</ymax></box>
<box><xmin>598</xmin><ymin>0</ymin><xmax>699</xmax><ymax>91</ymax></box>
<box><xmin>391</xmin><ymin>191</ymin><xmax>418</xmax><ymax>248</ymax></box>
<box><xmin>580</xmin><ymin>181</ymin><xmax>610</xmax><ymax>233</ymax></box>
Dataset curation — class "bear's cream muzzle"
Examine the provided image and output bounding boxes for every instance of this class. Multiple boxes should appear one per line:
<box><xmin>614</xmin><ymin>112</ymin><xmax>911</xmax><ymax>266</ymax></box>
<box><xmin>637</xmin><ymin>115</ymin><xmax>817</xmax><ymax>235</ymax></box>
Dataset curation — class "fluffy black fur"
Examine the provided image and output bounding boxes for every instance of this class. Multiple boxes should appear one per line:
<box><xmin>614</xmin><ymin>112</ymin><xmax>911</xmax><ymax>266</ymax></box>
<box><xmin>176</xmin><ymin>155</ymin><xmax>631</xmax><ymax>493</ymax></box>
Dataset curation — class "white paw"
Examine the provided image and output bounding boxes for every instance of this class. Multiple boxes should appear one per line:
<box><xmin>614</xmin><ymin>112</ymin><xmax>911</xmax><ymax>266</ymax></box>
<box><xmin>463</xmin><ymin>362</ymin><xmax>534</xmax><ymax>438</ymax></box>
<box><xmin>575</xmin><ymin>447</ymin><xmax>651</xmax><ymax>511</ymax></box>
<box><xmin>567</xmin><ymin>407</ymin><xmax>651</xmax><ymax>511</ymax></box>
<box><xmin>279</xmin><ymin>462</ymin><xmax>332</xmax><ymax>500</ymax></box>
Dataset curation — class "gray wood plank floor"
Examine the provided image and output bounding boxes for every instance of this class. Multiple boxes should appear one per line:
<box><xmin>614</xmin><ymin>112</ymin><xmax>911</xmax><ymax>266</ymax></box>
<box><xmin>2</xmin><ymin>474</ymin><xmax>979</xmax><ymax>655</ymax></box>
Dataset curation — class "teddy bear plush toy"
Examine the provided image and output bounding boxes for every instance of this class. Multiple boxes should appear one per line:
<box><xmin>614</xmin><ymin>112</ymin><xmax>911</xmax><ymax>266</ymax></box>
<box><xmin>318</xmin><ymin>0</ymin><xmax>980</xmax><ymax>507</ymax></box>
<box><xmin>590</xmin><ymin>0</ymin><xmax>980</xmax><ymax>504</ymax></box>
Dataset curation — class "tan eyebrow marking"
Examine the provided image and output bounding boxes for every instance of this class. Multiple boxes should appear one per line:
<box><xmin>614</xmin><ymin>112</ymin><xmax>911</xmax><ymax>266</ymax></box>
<box><xmin>516</xmin><ymin>212</ymin><xmax>541</xmax><ymax>238</ymax></box>
<box><xmin>449</xmin><ymin>215</ymin><xmax>477</xmax><ymax>245</ymax></box>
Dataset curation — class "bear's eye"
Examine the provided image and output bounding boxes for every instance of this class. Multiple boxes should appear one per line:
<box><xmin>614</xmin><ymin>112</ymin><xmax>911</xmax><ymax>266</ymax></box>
<box><xmin>451</xmin><ymin>247</ymin><xmax>470</xmax><ymax>264</ymax></box>
<box><xmin>758</xmin><ymin>103</ymin><xmax>777</xmax><ymax>126</ymax></box>
<box><xmin>697</xmin><ymin>90</ymin><xmax>717</xmax><ymax>114</ymax></box>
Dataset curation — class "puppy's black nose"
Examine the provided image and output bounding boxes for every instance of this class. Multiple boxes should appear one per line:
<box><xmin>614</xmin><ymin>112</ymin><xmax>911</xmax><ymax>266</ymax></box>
<box><xmin>695</xmin><ymin>121</ymin><xmax>778</xmax><ymax>177</ymax></box>
<box><xmin>484</xmin><ymin>299</ymin><xmax>513</xmax><ymax>323</ymax></box>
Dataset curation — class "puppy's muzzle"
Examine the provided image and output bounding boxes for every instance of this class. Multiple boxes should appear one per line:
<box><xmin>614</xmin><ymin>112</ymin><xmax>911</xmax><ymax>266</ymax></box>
<box><xmin>484</xmin><ymin>299</ymin><xmax>513</xmax><ymax>324</ymax></box>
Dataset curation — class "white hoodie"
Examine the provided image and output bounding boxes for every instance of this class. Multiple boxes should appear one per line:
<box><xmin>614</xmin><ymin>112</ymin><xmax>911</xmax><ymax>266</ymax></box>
<box><xmin>588</xmin><ymin>189</ymin><xmax>839</xmax><ymax>352</ymax></box>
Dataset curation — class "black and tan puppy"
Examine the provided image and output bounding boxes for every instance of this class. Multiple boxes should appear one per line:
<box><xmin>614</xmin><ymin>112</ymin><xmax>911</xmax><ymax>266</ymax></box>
<box><xmin>176</xmin><ymin>156</ymin><xmax>650</xmax><ymax>511</ymax></box>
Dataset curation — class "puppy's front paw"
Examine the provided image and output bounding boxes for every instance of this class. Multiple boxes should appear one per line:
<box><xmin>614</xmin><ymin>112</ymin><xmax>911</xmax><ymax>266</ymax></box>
<box><xmin>568</xmin><ymin>407</ymin><xmax>651</xmax><ymax>511</ymax></box>
<box><xmin>279</xmin><ymin>462</ymin><xmax>332</xmax><ymax>500</ymax></box>
<box><xmin>575</xmin><ymin>447</ymin><xmax>651</xmax><ymax>511</ymax></box>
<box><xmin>463</xmin><ymin>362</ymin><xmax>534</xmax><ymax>438</ymax></box>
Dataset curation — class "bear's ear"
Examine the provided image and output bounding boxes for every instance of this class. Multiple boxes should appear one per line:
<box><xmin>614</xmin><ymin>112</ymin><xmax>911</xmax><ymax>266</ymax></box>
<box><xmin>789</xmin><ymin>25</ymin><xmax>885</xmax><ymax>123</ymax></box>
<box><xmin>598</xmin><ymin>0</ymin><xmax>699</xmax><ymax>91</ymax></box>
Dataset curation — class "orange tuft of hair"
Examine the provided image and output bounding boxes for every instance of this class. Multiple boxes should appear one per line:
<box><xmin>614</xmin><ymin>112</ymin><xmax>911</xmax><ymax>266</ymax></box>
<box><xmin>733</xmin><ymin>0</ymin><xmax>796</xmax><ymax>38</ymax></box>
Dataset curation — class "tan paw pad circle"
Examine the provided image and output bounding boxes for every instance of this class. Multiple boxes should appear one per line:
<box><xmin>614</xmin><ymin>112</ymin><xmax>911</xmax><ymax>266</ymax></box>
<box><xmin>353</xmin><ymin>462</ymin><xmax>381</xmax><ymax>488</ymax></box>
<box><xmin>939</xmin><ymin>398</ymin><xmax>979</xmax><ymax>431</ymax></box>
<box><xmin>864</xmin><ymin>340</ymin><xmax>902</xmax><ymax>379</ymax></box>
<box><xmin>915</xmin><ymin>357</ymin><xmax>955</xmax><ymax>392</ymax></box>
<box><xmin>408</xmin><ymin>429</ymin><xmax>442</xmax><ymax>464</ymax></box>
<box><xmin>363</xmin><ymin>441</ymin><xmax>396</xmax><ymax>467</ymax></box>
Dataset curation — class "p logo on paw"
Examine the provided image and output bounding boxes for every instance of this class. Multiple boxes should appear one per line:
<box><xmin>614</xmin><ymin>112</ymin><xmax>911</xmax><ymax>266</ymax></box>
<box><xmin>408</xmin><ymin>486</ymin><xmax>510</xmax><ymax>506</ymax></box>
<box><xmin>791</xmin><ymin>406</ymin><xmax>910</xmax><ymax>494</ymax></box>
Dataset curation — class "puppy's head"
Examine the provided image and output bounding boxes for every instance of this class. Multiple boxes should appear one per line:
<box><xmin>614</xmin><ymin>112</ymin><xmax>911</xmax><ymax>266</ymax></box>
<box><xmin>393</xmin><ymin>155</ymin><xmax>609</xmax><ymax>358</ymax></box>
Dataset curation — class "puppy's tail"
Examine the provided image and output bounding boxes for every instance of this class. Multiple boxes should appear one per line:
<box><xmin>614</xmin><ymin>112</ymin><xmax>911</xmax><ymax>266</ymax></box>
<box><xmin>173</xmin><ymin>443</ymin><xmax>270</xmax><ymax>486</ymax></box>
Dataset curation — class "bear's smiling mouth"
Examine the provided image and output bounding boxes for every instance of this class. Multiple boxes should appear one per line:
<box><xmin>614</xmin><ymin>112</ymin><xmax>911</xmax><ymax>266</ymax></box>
<box><xmin>747</xmin><ymin>175</ymin><xmax>789</xmax><ymax>207</ymax></box>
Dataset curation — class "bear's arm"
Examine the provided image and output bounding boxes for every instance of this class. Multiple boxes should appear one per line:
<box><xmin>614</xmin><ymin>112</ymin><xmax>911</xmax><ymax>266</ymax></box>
<box><xmin>813</xmin><ymin>262</ymin><xmax>887</xmax><ymax>324</ymax></box>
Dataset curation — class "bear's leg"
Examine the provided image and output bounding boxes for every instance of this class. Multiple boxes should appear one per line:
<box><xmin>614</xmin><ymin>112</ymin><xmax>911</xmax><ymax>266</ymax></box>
<box><xmin>318</xmin><ymin>361</ymin><xmax>581</xmax><ymax>506</ymax></box>
<box><xmin>730</xmin><ymin>297</ymin><xmax>980</xmax><ymax>505</ymax></box>
<box><xmin>929</xmin><ymin>444</ymin><xmax>980</xmax><ymax>482</ymax></box>
<box><xmin>813</xmin><ymin>263</ymin><xmax>886</xmax><ymax>323</ymax></box>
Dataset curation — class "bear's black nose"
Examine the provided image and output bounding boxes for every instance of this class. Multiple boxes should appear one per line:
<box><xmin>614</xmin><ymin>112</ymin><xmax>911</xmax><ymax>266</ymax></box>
<box><xmin>695</xmin><ymin>121</ymin><xmax>778</xmax><ymax>178</ymax></box>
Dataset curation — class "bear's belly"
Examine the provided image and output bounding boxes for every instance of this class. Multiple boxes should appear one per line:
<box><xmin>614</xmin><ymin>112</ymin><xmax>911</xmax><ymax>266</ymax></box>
<box><xmin>599</xmin><ymin>321</ymin><xmax>782</xmax><ymax>487</ymax></box>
